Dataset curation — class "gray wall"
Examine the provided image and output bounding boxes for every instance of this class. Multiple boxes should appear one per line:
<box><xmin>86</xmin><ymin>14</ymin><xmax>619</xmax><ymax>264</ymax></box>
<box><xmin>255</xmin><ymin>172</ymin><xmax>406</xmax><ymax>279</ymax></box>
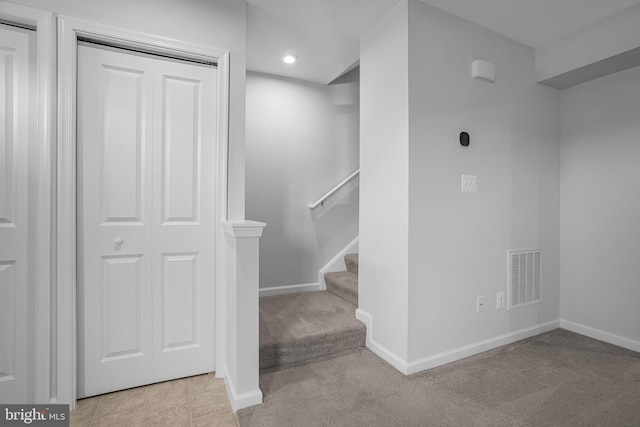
<box><xmin>359</xmin><ymin>0</ymin><xmax>411</xmax><ymax>361</ymax></box>
<box><xmin>560</xmin><ymin>65</ymin><xmax>640</xmax><ymax>346</ymax></box>
<box><xmin>12</xmin><ymin>0</ymin><xmax>248</xmax><ymax>219</ymax></box>
<box><xmin>246</xmin><ymin>70</ymin><xmax>360</xmax><ymax>289</ymax></box>
<box><xmin>406</xmin><ymin>1</ymin><xmax>561</xmax><ymax>361</ymax></box>
<box><xmin>535</xmin><ymin>3</ymin><xmax>640</xmax><ymax>86</ymax></box>
<box><xmin>360</xmin><ymin>0</ymin><xmax>561</xmax><ymax>366</ymax></box>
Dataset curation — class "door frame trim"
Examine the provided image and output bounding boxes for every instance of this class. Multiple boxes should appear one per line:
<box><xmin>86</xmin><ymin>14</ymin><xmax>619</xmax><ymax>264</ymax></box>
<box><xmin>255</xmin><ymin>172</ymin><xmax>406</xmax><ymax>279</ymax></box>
<box><xmin>57</xmin><ymin>16</ymin><xmax>230</xmax><ymax>408</ymax></box>
<box><xmin>0</xmin><ymin>1</ymin><xmax>54</xmax><ymax>404</ymax></box>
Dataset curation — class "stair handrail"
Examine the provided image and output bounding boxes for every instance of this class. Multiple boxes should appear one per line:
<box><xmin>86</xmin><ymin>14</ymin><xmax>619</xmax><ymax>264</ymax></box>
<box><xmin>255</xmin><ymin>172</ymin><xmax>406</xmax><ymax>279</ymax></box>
<box><xmin>309</xmin><ymin>169</ymin><xmax>360</xmax><ymax>209</ymax></box>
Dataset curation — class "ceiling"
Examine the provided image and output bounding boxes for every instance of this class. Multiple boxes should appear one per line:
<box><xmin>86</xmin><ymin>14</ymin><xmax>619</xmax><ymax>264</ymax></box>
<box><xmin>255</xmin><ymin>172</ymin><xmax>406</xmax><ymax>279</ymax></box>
<box><xmin>246</xmin><ymin>0</ymin><xmax>640</xmax><ymax>84</ymax></box>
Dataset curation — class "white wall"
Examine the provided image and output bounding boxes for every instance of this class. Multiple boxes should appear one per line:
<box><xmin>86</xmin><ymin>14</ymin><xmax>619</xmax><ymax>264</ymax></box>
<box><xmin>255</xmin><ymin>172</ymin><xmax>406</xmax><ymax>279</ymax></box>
<box><xmin>246</xmin><ymin>70</ymin><xmax>359</xmax><ymax>289</ymax></box>
<box><xmin>11</xmin><ymin>0</ymin><xmax>248</xmax><ymax>219</ymax></box>
<box><xmin>535</xmin><ymin>3</ymin><xmax>640</xmax><ymax>89</ymax></box>
<box><xmin>5</xmin><ymin>0</ymin><xmax>247</xmax><ymax>404</ymax></box>
<box><xmin>359</xmin><ymin>0</ymin><xmax>410</xmax><ymax>362</ymax></box>
<box><xmin>360</xmin><ymin>0</ymin><xmax>561</xmax><ymax>370</ymax></box>
<box><xmin>560</xmin><ymin>65</ymin><xmax>640</xmax><ymax>348</ymax></box>
<box><xmin>406</xmin><ymin>1</ymin><xmax>561</xmax><ymax>362</ymax></box>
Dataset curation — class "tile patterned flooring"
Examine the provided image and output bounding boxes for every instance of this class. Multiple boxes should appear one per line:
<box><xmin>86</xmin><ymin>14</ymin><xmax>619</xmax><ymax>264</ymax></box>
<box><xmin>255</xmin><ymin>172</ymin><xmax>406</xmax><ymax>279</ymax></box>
<box><xmin>70</xmin><ymin>373</ymin><xmax>237</xmax><ymax>427</ymax></box>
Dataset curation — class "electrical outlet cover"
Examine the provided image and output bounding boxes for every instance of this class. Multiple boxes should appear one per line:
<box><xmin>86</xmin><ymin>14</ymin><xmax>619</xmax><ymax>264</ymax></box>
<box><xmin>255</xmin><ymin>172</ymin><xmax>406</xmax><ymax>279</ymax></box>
<box><xmin>497</xmin><ymin>292</ymin><xmax>505</xmax><ymax>309</ymax></box>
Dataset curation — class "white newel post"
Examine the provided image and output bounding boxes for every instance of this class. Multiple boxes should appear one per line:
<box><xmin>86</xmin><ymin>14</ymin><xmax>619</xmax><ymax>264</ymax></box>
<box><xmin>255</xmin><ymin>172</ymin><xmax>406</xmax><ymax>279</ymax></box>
<box><xmin>221</xmin><ymin>220</ymin><xmax>266</xmax><ymax>412</ymax></box>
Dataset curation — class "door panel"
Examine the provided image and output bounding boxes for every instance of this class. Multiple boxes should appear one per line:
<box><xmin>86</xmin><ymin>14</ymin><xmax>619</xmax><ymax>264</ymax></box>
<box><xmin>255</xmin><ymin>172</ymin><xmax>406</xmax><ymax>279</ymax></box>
<box><xmin>100</xmin><ymin>255</ymin><xmax>144</xmax><ymax>360</ymax></box>
<box><xmin>78</xmin><ymin>46</ymin><xmax>154</xmax><ymax>397</ymax></box>
<box><xmin>152</xmin><ymin>59</ymin><xmax>216</xmax><ymax>382</ymax></box>
<box><xmin>0</xmin><ymin>261</ymin><xmax>18</xmax><ymax>386</ymax></box>
<box><xmin>0</xmin><ymin>24</ymin><xmax>31</xmax><ymax>404</ymax></box>
<box><xmin>160</xmin><ymin>253</ymin><xmax>198</xmax><ymax>350</ymax></box>
<box><xmin>100</xmin><ymin>65</ymin><xmax>147</xmax><ymax>223</ymax></box>
<box><xmin>161</xmin><ymin>76</ymin><xmax>200</xmax><ymax>223</ymax></box>
<box><xmin>78</xmin><ymin>44</ymin><xmax>216</xmax><ymax>397</ymax></box>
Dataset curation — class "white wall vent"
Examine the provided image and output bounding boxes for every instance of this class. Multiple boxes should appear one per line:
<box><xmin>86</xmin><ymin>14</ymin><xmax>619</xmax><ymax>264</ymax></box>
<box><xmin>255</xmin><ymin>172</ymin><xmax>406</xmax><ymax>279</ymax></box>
<box><xmin>507</xmin><ymin>249</ymin><xmax>541</xmax><ymax>310</ymax></box>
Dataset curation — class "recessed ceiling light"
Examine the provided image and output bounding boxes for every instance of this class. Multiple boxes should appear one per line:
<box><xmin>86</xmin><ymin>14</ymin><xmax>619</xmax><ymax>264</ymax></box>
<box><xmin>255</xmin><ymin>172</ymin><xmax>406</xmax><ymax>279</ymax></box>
<box><xmin>283</xmin><ymin>55</ymin><xmax>297</xmax><ymax>64</ymax></box>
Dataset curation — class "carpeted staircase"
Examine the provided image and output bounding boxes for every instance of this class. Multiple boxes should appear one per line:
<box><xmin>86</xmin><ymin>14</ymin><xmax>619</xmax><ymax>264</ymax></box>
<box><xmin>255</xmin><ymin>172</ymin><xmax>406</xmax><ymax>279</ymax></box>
<box><xmin>323</xmin><ymin>253</ymin><xmax>358</xmax><ymax>306</ymax></box>
<box><xmin>259</xmin><ymin>253</ymin><xmax>364</xmax><ymax>370</ymax></box>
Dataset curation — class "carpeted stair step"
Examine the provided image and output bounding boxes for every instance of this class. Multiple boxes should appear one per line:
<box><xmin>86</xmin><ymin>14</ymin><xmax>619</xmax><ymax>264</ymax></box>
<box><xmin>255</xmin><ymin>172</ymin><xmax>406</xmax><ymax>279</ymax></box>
<box><xmin>324</xmin><ymin>271</ymin><xmax>358</xmax><ymax>306</ymax></box>
<box><xmin>259</xmin><ymin>291</ymin><xmax>366</xmax><ymax>370</ymax></box>
<box><xmin>344</xmin><ymin>253</ymin><xmax>358</xmax><ymax>275</ymax></box>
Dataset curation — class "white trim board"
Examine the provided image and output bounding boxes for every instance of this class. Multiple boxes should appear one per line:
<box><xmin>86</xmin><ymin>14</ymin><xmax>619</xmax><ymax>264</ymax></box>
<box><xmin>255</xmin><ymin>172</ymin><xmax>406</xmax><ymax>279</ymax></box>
<box><xmin>0</xmin><ymin>1</ymin><xmax>54</xmax><ymax>405</ymax></box>
<box><xmin>258</xmin><ymin>236</ymin><xmax>359</xmax><ymax>298</ymax></box>
<box><xmin>259</xmin><ymin>282</ymin><xmax>322</xmax><ymax>298</ymax></box>
<box><xmin>355</xmin><ymin>309</ymin><xmax>409</xmax><ymax>374</ymax></box>
<box><xmin>407</xmin><ymin>320</ymin><xmax>561</xmax><ymax>374</ymax></box>
<box><xmin>57</xmin><ymin>15</ymin><xmax>230</xmax><ymax>409</ymax></box>
<box><xmin>560</xmin><ymin>319</ymin><xmax>640</xmax><ymax>353</ymax></box>
<box><xmin>224</xmin><ymin>368</ymin><xmax>262</xmax><ymax>413</ymax></box>
<box><xmin>356</xmin><ymin>309</ymin><xmax>561</xmax><ymax>375</ymax></box>
<box><xmin>318</xmin><ymin>236</ymin><xmax>359</xmax><ymax>289</ymax></box>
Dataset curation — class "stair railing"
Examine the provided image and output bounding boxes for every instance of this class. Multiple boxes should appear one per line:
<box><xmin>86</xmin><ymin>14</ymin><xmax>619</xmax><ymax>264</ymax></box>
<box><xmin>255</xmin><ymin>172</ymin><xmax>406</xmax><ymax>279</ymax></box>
<box><xmin>309</xmin><ymin>169</ymin><xmax>360</xmax><ymax>209</ymax></box>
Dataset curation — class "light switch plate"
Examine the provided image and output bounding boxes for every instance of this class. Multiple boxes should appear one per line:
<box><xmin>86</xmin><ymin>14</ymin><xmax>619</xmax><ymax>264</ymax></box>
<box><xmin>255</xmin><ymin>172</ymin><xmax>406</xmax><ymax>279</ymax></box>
<box><xmin>462</xmin><ymin>174</ymin><xmax>477</xmax><ymax>193</ymax></box>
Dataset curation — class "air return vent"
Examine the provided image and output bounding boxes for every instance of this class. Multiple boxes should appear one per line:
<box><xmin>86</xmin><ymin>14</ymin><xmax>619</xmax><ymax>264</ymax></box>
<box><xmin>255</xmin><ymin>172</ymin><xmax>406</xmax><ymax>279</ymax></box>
<box><xmin>508</xmin><ymin>249</ymin><xmax>541</xmax><ymax>310</ymax></box>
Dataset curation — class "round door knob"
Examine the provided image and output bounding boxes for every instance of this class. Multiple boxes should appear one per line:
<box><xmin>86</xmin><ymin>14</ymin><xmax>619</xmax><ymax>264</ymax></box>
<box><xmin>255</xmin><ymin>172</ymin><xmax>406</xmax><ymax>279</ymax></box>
<box><xmin>114</xmin><ymin>237</ymin><xmax>125</xmax><ymax>246</ymax></box>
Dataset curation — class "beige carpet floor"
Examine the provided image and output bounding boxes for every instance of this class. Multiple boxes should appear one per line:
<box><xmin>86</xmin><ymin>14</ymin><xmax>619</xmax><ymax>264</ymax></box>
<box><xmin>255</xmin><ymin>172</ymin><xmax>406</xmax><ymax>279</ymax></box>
<box><xmin>238</xmin><ymin>329</ymin><xmax>640</xmax><ymax>426</ymax></box>
<box><xmin>259</xmin><ymin>291</ymin><xmax>365</xmax><ymax>370</ymax></box>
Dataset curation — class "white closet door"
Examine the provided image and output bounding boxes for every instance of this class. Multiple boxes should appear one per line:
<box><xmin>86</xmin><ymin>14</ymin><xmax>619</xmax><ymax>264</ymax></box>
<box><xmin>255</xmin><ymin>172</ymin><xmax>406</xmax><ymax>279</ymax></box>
<box><xmin>77</xmin><ymin>45</ymin><xmax>216</xmax><ymax>398</ymax></box>
<box><xmin>151</xmin><ymin>56</ymin><xmax>216</xmax><ymax>382</ymax></box>
<box><xmin>0</xmin><ymin>24</ymin><xmax>32</xmax><ymax>404</ymax></box>
<box><xmin>77</xmin><ymin>46</ymin><xmax>155</xmax><ymax>397</ymax></box>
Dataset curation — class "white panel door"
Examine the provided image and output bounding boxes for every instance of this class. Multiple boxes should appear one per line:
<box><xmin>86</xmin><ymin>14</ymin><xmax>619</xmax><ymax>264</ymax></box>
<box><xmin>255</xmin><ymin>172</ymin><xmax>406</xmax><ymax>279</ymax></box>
<box><xmin>77</xmin><ymin>46</ymin><xmax>155</xmax><ymax>398</ymax></box>
<box><xmin>151</xmin><ymin>59</ymin><xmax>216</xmax><ymax>382</ymax></box>
<box><xmin>0</xmin><ymin>24</ymin><xmax>32</xmax><ymax>404</ymax></box>
<box><xmin>78</xmin><ymin>45</ymin><xmax>216</xmax><ymax>398</ymax></box>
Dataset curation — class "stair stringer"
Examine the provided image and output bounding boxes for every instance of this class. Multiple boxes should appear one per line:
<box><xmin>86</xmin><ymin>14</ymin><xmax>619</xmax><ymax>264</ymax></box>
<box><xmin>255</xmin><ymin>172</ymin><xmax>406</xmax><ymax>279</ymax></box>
<box><xmin>257</xmin><ymin>236</ymin><xmax>359</xmax><ymax>298</ymax></box>
<box><xmin>318</xmin><ymin>236</ymin><xmax>359</xmax><ymax>289</ymax></box>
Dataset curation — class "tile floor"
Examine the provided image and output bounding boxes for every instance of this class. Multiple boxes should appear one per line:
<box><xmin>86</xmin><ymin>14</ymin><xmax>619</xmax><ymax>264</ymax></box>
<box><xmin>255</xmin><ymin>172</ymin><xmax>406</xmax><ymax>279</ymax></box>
<box><xmin>70</xmin><ymin>373</ymin><xmax>237</xmax><ymax>427</ymax></box>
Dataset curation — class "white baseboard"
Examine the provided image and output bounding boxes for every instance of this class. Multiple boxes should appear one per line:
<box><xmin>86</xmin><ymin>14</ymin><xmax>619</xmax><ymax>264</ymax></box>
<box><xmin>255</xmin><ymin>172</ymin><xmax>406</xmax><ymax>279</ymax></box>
<box><xmin>356</xmin><ymin>309</ymin><xmax>562</xmax><ymax>375</ymax></box>
<box><xmin>407</xmin><ymin>319</ymin><xmax>560</xmax><ymax>374</ymax></box>
<box><xmin>318</xmin><ymin>236</ymin><xmax>359</xmax><ymax>289</ymax></box>
<box><xmin>355</xmin><ymin>309</ymin><xmax>410</xmax><ymax>374</ymax></box>
<box><xmin>223</xmin><ymin>368</ymin><xmax>263</xmax><ymax>413</ymax></box>
<box><xmin>259</xmin><ymin>282</ymin><xmax>321</xmax><ymax>298</ymax></box>
<box><xmin>560</xmin><ymin>319</ymin><xmax>640</xmax><ymax>352</ymax></box>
